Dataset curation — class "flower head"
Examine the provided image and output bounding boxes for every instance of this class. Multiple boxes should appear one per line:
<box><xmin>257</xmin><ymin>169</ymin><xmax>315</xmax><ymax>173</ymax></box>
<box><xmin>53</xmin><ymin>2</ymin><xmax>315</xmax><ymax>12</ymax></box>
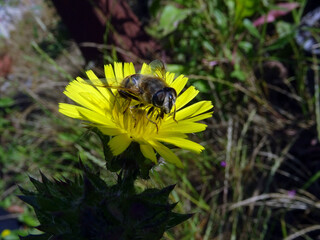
<box><xmin>1</xmin><ymin>229</ymin><xmax>11</xmax><ymax>238</ymax></box>
<box><xmin>220</xmin><ymin>161</ymin><xmax>226</xmax><ymax>167</ymax></box>
<box><xmin>288</xmin><ymin>190</ymin><xmax>296</xmax><ymax>198</ymax></box>
<box><xmin>59</xmin><ymin>62</ymin><xmax>213</xmax><ymax>168</ymax></box>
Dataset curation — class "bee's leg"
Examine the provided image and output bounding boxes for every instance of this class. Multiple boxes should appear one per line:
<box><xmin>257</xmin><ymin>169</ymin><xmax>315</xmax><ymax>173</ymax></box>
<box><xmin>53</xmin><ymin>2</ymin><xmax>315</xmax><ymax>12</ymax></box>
<box><xmin>147</xmin><ymin>106</ymin><xmax>155</xmax><ymax>115</ymax></box>
<box><xmin>145</xmin><ymin>107</ymin><xmax>159</xmax><ymax>132</ymax></box>
<box><xmin>119</xmin><ymin>90</ymin><xmax>142</xmax><ymax>113</ymax></box>
<box><xmin>131</xmin><ymin>103</ymin><xmax>145</xmax><ymax>109</ymax></box>
<box><xmin>131</xmin><ymin>104</ymin><xmax>147</xmax><ymax>128</ymax></box>
<box><xmin>173</xmin><ymin>105</ymin><xmax>178</xmax><ymax>123</ymax></box>
<box><xmin>123</xmin><ymin>99</ymin><xmax>131</xmax><ymax>114</ymax></box>
<box><xmin>146</xmin><ymin>116</ymin><xmax>159</xmax><ymax>132</ymax></box>
<box><xmin>119</xmin><ymin>90</ymin><xmax>139</xmax><ymax>101</ymax></box>
<box><xmin>118</xmin><ymin>90</ymin><xmax>129</xmax><ymax>99</ymax></box>
<box><xmin>117</xmin><ymin>91</ymin><xmax>129</xmax><ymax>113</ymax></box>
<box><xmin>156</xmin><ymin>110</ymin><xmax>164</xmax><ymax>120</ymax></box>
<box><xmin>131</xmin><ymin>104</ymin><xmax>145</xmax><ymax>128</ymax></box>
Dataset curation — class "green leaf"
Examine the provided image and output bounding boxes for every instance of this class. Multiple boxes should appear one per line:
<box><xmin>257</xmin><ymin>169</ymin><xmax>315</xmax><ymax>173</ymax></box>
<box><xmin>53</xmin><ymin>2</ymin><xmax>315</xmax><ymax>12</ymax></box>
<box><xmin>202</xmin><ymin>41</ymin><xmax>215</xmax><ymax>54</ymax></box>
<box><xmin>192</xmin><ymin>81</ymin><xmax>210</xmax><ymax>93</ymax></box>
<box><xmin>0</xmin><ymin>97</ymin><xmax>14</xmax><ymax>107</ymax></box>
<box><xmin>159</xmin><ymin>5</ymin><xmax>192</xmax><ymax>36</ymax></box>
<box><xmin>214</xmin><ymin>66</ymin><xmax>226</xmax><ymax>79</ymax></box>
<box><xmin>264</xmin><ymin>33</ymin><xmax>293</xmax><ymax>51</ymax></box>
<box><xmin>243</xmin><ymin>18</ymin><xmax>261</xmax><ymax>39</ymax></box>
<box><xmin>213</xmin><ymin>9</ymin><xmax>228</xmax><ymax>30</ymax></box>
<box><xmin>166</xmin><ymin>64</ymin><xmax>185</xmax><ymax>74</ymax></box>
<box><xmin>231</xmin><ymin>69</ymin><xmax>246</xmax><ymax>81</ymax></box>
<box><xmin>276</xmin><ymin>21</ymin><xmax>294</xmax><ymax>38</ymax></box>
<box><xmin>235</xmin><ymin>0</ymin><xmax>259</xmax><ymax>23</ymax></box>
<box><xmin>238</xmin><ymin>41</ymin><xmax>253</xmax><ymax>53</ymax></box>
<box><xmin>19</xmin><ymin>213</ymin><xmax>39</xmax><ymax>227</ymax></box>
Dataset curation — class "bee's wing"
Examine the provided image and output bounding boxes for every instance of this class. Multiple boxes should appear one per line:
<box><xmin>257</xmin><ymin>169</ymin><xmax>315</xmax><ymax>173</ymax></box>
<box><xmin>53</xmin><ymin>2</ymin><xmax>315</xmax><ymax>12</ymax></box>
<box><xmin>81</xmin><ymin>77</ymin><xmax>142</xmax><ymax>99</ymax></box>
<box><xmin>78</xmin><ymin>77</ymin><xmax>120</xmax><ymax>92</ymax></box>
<box><xmin>85</xmin><ymin>77</ymin><xmax>118</xmax><ymax>88</ymax></box>
<box><xmin>149</xmin><ymin>60</ymin><xmax>166</xmax><ymax>80</ymax></box>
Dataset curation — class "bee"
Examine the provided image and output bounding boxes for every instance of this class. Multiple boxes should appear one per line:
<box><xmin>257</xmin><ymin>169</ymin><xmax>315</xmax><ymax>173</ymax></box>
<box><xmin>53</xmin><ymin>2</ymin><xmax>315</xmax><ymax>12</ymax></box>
<box><xmin>118</xmin><ymin>60</ymin><xmax>177</xmax><ymax>120</ymax></box>
<box><xmin>84</xmin><ymin>60</ymin><xmax>178</xmax><ymax>131</ymax></box>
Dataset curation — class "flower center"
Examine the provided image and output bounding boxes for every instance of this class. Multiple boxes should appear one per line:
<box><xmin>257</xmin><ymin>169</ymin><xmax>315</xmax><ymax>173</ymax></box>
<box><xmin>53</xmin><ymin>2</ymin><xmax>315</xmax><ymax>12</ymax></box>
<box><xmin>112</xmin><ymin>99</ymin><xmax>161</xmax><ymax>138</ymax></box>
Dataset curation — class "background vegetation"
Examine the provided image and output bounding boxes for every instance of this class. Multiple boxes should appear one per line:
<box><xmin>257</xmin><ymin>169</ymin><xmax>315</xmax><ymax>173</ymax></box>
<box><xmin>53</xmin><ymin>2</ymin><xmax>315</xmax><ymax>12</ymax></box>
<box><xmin>1</xmin><ymin>0</ymin><xmax>320</xmax><ymax>239</ymax></box>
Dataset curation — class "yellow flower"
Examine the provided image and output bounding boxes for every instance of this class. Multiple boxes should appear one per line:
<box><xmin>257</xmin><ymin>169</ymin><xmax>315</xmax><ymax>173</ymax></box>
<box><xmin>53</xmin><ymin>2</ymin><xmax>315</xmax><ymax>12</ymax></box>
<box><xmin>59</xmin><ymin>62</ymin><xmax>213</xmax><ymax>168</ymax></box>
<box><xmin>1</xmin><ymin>229</ymin><xmax>11</xmax><ymax>238</ymax></box>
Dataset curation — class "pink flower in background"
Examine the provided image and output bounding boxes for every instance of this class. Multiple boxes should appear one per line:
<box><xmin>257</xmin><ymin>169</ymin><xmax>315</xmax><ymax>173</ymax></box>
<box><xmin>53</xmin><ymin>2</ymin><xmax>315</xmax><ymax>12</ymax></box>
<box><xmin>288</xmin><ymin>190</ymin><xmax>296</xmax><ymax>198</ymax></box>
<box><xmin>220</xmin><ymin>161</ymin><xmax>226</xmax><ymax>167</ymax></box>
<box><xmin>202</xmin><ymin>59</ymin><xmax>218</xmax><ymax>68</ymax></box>
<box><xmin>253</xmin><ymin>3</ymin><xmax>299</xmax><ymax>27</ymax></box>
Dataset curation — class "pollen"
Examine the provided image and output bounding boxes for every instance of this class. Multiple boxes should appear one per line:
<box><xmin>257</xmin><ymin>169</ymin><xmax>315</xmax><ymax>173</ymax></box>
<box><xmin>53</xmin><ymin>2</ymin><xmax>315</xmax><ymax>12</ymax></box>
<box><xmin>114</xmin><ymin>103</ymin><xmax>159</xmax><ymax>139</ymax></box>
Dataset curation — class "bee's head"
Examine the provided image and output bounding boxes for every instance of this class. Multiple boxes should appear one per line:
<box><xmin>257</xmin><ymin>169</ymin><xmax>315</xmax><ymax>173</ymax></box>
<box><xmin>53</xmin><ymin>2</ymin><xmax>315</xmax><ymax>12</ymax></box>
<box><xmin>152</xmin><ymin>87</ymin><xmax>177</xmax><ymax>114</ymax></box>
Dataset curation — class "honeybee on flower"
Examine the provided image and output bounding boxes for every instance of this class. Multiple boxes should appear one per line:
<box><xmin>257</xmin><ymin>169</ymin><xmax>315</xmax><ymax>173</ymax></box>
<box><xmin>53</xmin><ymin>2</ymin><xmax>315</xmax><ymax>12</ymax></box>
<box><xmin>86</xmin><ymin>60</ymin><xmax>177</xmax><ymax>130</ymax></box>
<box><xmin>59</xmin><ymin>61</ymin><xmax>213</xmax><ymax>168</ymax></box>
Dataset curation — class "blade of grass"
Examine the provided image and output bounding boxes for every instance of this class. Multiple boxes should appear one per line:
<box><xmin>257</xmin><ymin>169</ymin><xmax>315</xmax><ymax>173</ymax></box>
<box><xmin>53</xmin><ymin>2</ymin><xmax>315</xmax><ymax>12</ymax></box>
<box><xmin>312</xmin><ymin>53</ymin><xmax>320</xmax><ymax>141</ymax></box>
<box><xmin>31</xmin><ymin>41</ymin><xmax>73</xmax><ymax>81</ymax></box>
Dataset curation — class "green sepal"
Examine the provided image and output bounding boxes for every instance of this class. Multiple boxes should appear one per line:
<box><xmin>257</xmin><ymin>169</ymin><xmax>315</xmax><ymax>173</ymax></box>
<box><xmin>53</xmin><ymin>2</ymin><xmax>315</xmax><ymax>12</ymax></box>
<box><xmin>18</xmin><ymin>185</ymin><xmax>33</xmax><ymax>195</ymax></box>
<box><xmin>19</xmin><ymin>166</ymin><xmax>191</xmax><ymax>240</ymax></box>
<box><xmin>91</xmin><ymin>127</ymin><xmax>154</xmax><ymax>179</ymax></box>
<box><xmin>19</xmin><ymin>233</ymin><xmax>52</xmax><ymax>240</ymax></box>
<box><xmin>166</xmin><ymin>212</ymin><xmax>194</xmax><ymax>230</ymax></box>
<box><xmin>139</xmin><ymin>184</ymin><xmax>176</xmax><ymax>204</ymax></box>
<box><xmin>29</xmin><ymin>176</ymin><xmax>48</xmax><ymax>194</ymax></box>
<box><xmin>17</xmin><ymin>195</ymin><xmax>38</xmax><ymax>209</ymax></box>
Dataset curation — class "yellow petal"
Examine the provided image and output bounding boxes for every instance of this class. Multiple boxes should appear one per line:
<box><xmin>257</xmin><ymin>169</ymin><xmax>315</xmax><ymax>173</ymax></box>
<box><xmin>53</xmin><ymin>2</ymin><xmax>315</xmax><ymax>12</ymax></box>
<box><xmin>108</xmin><ymin>134</ymin><xmax>132</xmax><ymax>155</ymax></box>
<box><xmin>85</xmin><ymin>71</ymin><xmax>103</xmax><ymax>86</ymax></box>
<box><xmin>176</xmin><ymin>101</ymin><xmax>213</xmax><ymax>121</ymax></box>
<box><xmin>59</xmin><ymin>103</ymin><xmax>106</xmax><ymax>122</ymax></box>
<box><xmin>85</xmin><ymin>70</ymin><xmax>113</xmax><ymax>100</ymax></box>
<box><xmin>77</xmin><ymin>107</ymin><xmax>116</xmax><ymax>128</ymax></box>
<box><xmin>74</xmin><ymin>76</ymin><xmax>87</xmax><ymax>84</ymax></box>
<box><xmin>161</xmin><ymin>121</ymin><xmax>207</xmax><ymax>133</ymax></box>
<box><xmin>114</xmin><ymin>62</ymin><xmax>123</xmax><ymax>80</ymax></box>
<box><xmin>86</xmin><ymin>70</ymin><xmax>99</xmax><ymax>81</ymax></box>
<box><xmin>155</xmin><ymin>137</ymin><xmax>204</xmax><ymax>153</ymax></box>
<box><xmin>186</xmin><ymin>112</ymin><xmax>214</xmax><ymax>122</ymax></box>
<box><xmin>165</xmin><ymin>72</ymin><xmax>175</xmax><ymax>85</ymax></box>
<box><xmin>104</xmin><ymin>64</ymin><xmax>115</xmax><ymax>80</ymax></box>
<box><xmin>175</xmin><ymin>86</ymin><xmax>199</xmax><ymax>110</ymax></box>
<box><xmin>77</xmin><ymin>92</ymin><xmax>112</xmax><ymax>115</ymax></box>
<box><xmin>170</xmin><ymin>75</ymin><xmax>188</xmax><ymax>95</ymax></box>
<box><xmin>156</xmin><ymin>131</ymin><xmax>187</xmax><ymax>139</ymax></box>
<box><xmin>124</xmin><ymin>62</ymin><xmax>135</xmax><ymax>77</ymax></box>
<box><xmin>140</xmin><ymin>143</ymin><xmax>157</xmax><ymax>163</ymax></box>
<box><xmin>97</xmin><ymin>126</ymin><xmax>125</xmax><ymax>136</ymax></box>
<box><xmin>149</xmin><ymin>140</ymin><xmax>183</xmax><ymax>168</ymax></box>
<box><xmin>64</xmin><ymin>79</ymin><xmax>105</xmax><ymax>113</ymax></box>
<box><xmin>59</xmin><ymin>103</ymin><xmax>85</xmax><ymax>119</ymax></box>
<box><xmin>141</xmin><ymin>63</ymin><xmax>151</xmax><ymax>75</ymax></box>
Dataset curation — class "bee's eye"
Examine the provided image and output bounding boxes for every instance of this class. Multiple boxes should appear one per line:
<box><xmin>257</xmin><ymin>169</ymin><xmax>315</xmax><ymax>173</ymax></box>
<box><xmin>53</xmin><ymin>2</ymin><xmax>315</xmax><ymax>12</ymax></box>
<box><xmin>152</xmin><ymin>90</ymin><xmax>165</xmax><ymax>106</ymax></box>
